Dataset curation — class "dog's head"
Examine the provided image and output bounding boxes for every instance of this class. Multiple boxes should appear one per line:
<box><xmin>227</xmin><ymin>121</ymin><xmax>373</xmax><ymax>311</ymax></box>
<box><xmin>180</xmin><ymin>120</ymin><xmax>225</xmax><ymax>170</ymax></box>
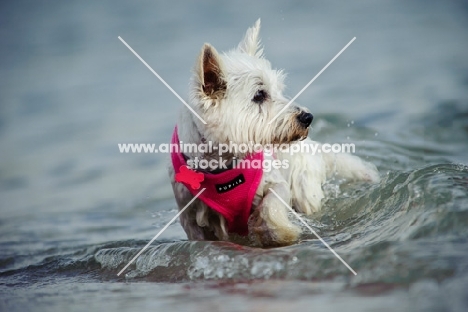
<box><xmin>190</xmin><ymin>19</ymin><xmax>313</xmax><ymax>147</ymax></box>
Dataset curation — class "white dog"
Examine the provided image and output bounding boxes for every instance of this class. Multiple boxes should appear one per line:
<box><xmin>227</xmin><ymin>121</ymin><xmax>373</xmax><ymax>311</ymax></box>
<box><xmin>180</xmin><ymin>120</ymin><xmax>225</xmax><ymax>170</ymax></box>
<box><xmin>169</xmin><ymin>19</ymin><xmax>379</xmax><ymax>247</ymax></box>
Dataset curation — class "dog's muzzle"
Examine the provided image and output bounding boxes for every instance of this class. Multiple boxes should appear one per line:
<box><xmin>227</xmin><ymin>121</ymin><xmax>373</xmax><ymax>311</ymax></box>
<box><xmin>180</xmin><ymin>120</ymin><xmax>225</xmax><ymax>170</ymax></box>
<box><xmin>297</xmin><ymin>111</ymin><xmax>313</xmax><ymax>128</ymax></box>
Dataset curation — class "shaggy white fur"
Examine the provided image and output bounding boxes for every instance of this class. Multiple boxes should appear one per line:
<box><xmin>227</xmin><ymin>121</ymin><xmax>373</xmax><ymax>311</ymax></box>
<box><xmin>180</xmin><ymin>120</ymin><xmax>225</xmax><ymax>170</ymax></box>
<box><xmin>169</xmin><ymin>19</ymin><xmax>379</xmax><ymax>247</ymax></box>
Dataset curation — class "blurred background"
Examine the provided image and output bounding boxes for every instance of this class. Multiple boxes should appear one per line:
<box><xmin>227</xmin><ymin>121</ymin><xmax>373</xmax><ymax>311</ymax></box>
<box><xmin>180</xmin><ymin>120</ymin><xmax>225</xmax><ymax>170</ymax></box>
<box><xmin>1</xmin><ymin>0</ymin><xmax>468</xmax><ymax>311</ymax></box>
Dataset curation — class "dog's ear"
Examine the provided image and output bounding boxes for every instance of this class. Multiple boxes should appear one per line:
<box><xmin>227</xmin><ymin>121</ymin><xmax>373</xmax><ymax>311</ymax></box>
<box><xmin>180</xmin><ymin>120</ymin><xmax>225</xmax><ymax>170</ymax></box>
<box><xmin>237</xmin><ymin>18</ymin><xmax>263</xmax><ymax>57</ymax></box>
<box><xmin>197</xmin><ymin>44</ymin><xmax>226</xmax><ymax>99</ymax></box>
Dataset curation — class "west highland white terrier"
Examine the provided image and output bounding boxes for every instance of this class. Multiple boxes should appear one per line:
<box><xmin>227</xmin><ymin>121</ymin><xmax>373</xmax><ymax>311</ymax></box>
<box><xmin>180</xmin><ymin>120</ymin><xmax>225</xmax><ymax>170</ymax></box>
<box><xmin>169</xmin><ymin>19</ymin><xmax>379</xmax><ymax>247</ymax></box>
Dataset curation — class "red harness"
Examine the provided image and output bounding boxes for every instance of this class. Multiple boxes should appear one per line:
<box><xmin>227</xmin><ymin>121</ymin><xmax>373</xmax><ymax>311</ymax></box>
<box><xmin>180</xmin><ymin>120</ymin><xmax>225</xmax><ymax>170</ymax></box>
<box><xmin>170</xmin><ymin>127</ymin><xmax>263</xmax><ymax>236</ymax></box>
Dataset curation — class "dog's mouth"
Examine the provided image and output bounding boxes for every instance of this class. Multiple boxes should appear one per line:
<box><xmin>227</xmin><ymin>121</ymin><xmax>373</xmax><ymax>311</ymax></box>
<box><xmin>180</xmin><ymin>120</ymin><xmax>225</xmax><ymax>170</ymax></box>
<box><xmin>271</xmin><ymin>129</ymin><xmax>309</xmax><ymax>145</ymax></box>
<box><xmin>269</xmin><ymin>114</ymin><xmax>311</xmax><ymax>145</ymax></box>
<box><xmin>292</xmin><ymin>134</ymin><xmax>307</xmax><ymax>142</ymax></box>
<box><xmin>292</xmin><ymin>127</ymin><xmax>310</xmax><ymax>142</ymax></box>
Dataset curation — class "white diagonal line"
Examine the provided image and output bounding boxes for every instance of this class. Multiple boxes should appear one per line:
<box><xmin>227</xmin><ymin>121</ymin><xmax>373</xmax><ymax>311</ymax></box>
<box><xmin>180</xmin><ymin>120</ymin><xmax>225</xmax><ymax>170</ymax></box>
<box><xmin>268</xmin><ymin>37</ymin><xmax>356</xmax><ymax>124</ymax></box>
<box><xmin>269</xmin><ymin>188</ymin><xmax>357</xmax><ymax>275</ymax></box>
<box><xmin>117</xmin><ymin>188</ymin><xmax>206</xmax><ymax>276</ymax></box>
<box><xmin>118</xmin><ymin>36</ymin><xmax>207</xmax><ymax>125</ymax></box>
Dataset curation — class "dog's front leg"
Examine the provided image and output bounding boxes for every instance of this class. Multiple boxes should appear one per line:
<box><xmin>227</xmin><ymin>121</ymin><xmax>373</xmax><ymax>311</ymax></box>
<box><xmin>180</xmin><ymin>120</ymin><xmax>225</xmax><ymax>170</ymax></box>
<box><xmin>249</xmin><ymin>168</ymin><xmax>301</xmax><ymax>247</ymax></box>
<box><xmin>277</xmin><ymin>139</ymin><xmax>379</xmax><ymax>215</ymax></box>
<box><xmin>276</xmin><ymin>146</ymin><xmax>327</xmax><ymax>214</ymax></box>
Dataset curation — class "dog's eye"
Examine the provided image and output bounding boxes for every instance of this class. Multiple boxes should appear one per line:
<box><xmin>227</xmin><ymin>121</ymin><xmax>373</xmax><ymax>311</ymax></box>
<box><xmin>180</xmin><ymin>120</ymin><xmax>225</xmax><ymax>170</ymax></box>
<box><xmin>252</xmin><ymin>90</ymin><xmax>267</xmax><ymax>104</ymax></box>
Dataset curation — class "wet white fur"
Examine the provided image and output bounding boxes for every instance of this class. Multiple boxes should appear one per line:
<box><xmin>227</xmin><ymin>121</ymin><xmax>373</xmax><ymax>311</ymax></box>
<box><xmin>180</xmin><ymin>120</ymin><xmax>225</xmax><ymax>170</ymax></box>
<box><xmin>169</xmin><ymin>19</ymin><xmax>379</xmax><ymax>247</ymax></box>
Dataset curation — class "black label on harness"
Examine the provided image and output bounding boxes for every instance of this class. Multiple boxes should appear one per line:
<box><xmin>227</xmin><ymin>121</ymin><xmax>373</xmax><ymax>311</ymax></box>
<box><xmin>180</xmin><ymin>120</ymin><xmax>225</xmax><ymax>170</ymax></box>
<box><xmin>215</xmin><ymin>174</ymin><xmax>245</xmax><ymax>193</ymax></box>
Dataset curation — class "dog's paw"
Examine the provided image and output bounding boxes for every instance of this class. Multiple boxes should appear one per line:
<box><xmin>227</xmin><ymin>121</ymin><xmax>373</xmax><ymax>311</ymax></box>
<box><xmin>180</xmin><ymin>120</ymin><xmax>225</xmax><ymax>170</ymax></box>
<box><xmin>248</xmin><ymin>208</ymin><xmax>276</xmax><ymax>247</ymax></box>
<box><xmin>354</xmin><ymin>161</ymin><xmax>380</xmax><ymax>183</ymax></box>
<box><xmin>326</xmin><ymin>153</ymin><xmax>380</xmax><ymax>184</ymax></box>
<box><xmin>248</xmin><ymin>202</ymin><xmax>300</xmax><ymax>247</ymax></box>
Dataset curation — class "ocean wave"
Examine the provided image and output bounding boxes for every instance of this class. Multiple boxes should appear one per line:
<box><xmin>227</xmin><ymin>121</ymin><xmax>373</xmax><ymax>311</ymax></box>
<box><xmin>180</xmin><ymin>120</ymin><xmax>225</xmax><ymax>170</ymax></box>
<box><xmin>2</xmin><ymin>164</ymin><xmax>466</xmax><ymax>288</ymax></box>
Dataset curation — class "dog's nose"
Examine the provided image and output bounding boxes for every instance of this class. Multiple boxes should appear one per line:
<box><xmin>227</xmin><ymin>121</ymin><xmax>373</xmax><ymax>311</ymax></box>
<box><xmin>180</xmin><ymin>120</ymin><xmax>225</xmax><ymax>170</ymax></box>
<box><xmin>297</xmin><ymin>112</ymin><xmax>313</xmax><ymax>128</ymax></box>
